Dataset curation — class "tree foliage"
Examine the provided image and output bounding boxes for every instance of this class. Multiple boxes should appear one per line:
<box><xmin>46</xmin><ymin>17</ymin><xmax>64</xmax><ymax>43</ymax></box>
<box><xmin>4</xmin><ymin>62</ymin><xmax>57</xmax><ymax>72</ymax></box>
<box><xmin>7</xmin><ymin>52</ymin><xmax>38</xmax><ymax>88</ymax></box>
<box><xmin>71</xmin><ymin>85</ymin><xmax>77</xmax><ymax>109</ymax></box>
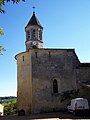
<box><xmin>0</xmin><ymin>0</ymin><xmax>25</xmax><ymax>13</ymax></box>
<box><xmin>0</xmin><ymin>46</ymin><xmax>5</xmax><ymax>55</ymax></box>
<box><xmin>0</xmin><ymin>28</ymin><xmax>4</xmax><ymax>35</ymax></box>
<box><xmin>4</xmin><ymin>99</ymin><xmax>17</xmax><ymax>115</ymax></box>
<box><xmin>0</xmin><ymin>27</ymin><xmax>5</xmax><ymax>55</ymax></box>
<box><xmin>0</xmin><ymin>0</ymin><xmax>24</xmax><ymax>54</ymax></box>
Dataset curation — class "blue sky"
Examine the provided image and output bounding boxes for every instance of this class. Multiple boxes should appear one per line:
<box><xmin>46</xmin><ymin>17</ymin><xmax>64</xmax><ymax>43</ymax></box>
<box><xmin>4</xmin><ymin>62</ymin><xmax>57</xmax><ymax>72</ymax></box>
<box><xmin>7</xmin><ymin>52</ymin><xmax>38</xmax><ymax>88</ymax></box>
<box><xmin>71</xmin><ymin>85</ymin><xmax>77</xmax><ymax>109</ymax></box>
<box><xmin>0</xmin><ymin>0</ymin><xmax>90</xmax><ymax>96</ymax></box>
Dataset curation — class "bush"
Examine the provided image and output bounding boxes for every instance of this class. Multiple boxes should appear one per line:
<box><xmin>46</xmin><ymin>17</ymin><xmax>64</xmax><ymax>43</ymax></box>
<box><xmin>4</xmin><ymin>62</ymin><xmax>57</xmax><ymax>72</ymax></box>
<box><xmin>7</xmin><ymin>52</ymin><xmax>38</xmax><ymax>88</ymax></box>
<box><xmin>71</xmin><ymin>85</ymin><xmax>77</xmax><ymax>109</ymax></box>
<box><xmin>4</xmin><ymin>99</ymin><xmax>17</xmax><ymax>115</ymax></box>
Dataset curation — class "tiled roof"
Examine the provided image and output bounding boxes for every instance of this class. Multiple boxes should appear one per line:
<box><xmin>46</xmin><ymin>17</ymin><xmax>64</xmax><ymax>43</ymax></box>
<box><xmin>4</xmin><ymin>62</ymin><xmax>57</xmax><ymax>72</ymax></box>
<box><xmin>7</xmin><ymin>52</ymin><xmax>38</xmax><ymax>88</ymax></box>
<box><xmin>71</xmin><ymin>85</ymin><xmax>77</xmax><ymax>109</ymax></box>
<box><xmin>26</xmin><ymin>12</ymin><xmax>43</xmax><ymax>28</ymax></box>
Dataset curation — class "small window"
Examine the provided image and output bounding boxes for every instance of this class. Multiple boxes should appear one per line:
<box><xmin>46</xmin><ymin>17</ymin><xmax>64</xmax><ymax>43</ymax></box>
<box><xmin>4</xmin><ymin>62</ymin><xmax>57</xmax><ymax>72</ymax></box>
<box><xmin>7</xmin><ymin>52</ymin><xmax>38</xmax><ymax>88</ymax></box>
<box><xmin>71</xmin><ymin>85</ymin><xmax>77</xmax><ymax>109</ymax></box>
<box><xmin>27</xmin><ymin>31</ymin><xmax>30</xmax><ymax>39</ymax></box>
<box><xmin>39</xmin><ymin>30</ymin><xmax>42</xmax><ymax>40</ymax></box>
<box><xmin>53</xmin><ymin>79</ymin><xmax>58</xmax><ymax>93</ymax></box>
<box><xmin>33</xmin><ymin>29</ymin><xmax>36</xmax><ymax>38</ymax></box>
<box><xmin>35</xmin><ymin>52</ymin><xmax>38</xmax><ymax>58</ymax></box>
<box><xmin>23</xmin><ymin>56</ymin><xmax>24</xmax><ymax>61</ymax></box>
<box><xmin>49</xmin><ymin>52</ymin><xmax>51</xmax><ymax>58</ymax></box>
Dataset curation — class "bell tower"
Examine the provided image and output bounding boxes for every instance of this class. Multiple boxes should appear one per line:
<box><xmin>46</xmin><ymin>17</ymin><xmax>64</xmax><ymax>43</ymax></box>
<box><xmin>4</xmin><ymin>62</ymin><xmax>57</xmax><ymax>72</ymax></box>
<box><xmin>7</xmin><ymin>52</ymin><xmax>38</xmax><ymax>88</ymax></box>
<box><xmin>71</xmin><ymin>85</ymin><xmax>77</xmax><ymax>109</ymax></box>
<box><xmin>25</xmin><ymin>11</ymin><xmax>43</xmax><ymax>51</ymax></box>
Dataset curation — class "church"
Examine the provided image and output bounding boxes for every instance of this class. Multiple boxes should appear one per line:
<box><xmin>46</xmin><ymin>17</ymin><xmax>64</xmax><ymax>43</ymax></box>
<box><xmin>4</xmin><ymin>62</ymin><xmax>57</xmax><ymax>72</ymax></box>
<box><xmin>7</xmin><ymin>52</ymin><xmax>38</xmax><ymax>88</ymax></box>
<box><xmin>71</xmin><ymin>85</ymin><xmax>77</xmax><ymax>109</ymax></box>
<box><xmin>15</xmin><ymin>11</ymin><xmax>90</xmax><ymax>115</ymax></box>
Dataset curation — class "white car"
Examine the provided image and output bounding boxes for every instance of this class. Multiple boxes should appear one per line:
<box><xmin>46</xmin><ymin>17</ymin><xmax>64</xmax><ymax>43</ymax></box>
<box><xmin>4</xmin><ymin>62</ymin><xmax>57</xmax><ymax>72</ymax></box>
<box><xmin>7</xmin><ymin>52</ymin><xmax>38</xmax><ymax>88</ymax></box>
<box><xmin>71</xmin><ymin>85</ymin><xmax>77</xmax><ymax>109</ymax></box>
<box><xmin>67</xmin><ymin>98</ymin><xmax>89</xmax><ymax>115</ymax></box>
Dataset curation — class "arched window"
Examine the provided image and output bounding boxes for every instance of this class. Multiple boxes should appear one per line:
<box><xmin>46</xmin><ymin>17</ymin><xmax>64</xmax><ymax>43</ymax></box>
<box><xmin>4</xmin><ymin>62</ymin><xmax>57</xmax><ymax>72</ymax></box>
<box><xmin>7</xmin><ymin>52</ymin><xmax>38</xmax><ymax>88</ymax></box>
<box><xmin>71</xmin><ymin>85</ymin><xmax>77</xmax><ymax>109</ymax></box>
<box><xmin>33</xmin><ymin>29</ymin><xmax>36</xmax><ymax>39</ymax></box>
<box><xmin>39</xmin><ymin>30</ymin><xmax>42</xmax><ymax>40</ymax></box>
<box><xmin>53</xmin><ymin>79</ymin><xmax>58</xmax><ymax>93</ymax></box>
<box><xmin>27</xmin><ymin>30</ymin><xmax>30</xmax><ymax>40</ymax></box>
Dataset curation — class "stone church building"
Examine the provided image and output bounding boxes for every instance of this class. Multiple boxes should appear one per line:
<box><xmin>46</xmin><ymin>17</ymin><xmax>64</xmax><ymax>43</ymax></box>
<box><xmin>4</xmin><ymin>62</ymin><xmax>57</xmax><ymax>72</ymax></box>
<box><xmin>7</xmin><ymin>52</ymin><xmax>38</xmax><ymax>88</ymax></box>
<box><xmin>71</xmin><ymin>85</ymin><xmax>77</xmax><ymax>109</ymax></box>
<box><xmin>15</xmin><ymin>12</ymin><xmax>90</xmax><ymax>115</ymax></box>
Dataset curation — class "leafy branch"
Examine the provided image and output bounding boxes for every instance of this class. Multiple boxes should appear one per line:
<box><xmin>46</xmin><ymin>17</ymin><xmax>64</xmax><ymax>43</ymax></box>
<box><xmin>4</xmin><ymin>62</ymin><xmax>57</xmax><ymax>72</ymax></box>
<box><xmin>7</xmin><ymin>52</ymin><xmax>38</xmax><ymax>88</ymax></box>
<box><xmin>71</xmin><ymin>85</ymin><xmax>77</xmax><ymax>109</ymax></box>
<box><xmin>0</xmin><ymin>46</ymin><xmax>5</xmax><ymax>55</ymax></box>
<box><xmin>0</xmin><ymin>0</ymin><xmax>25</xmax><ymax>13</ymax></box>
<box><xmin>0</xmin><ymin>28</ymin><xmax>5</xmax><ymax>55</ymax></box>
<box><xmin>0</xmin><ymin>0</ymin><xmax>25</xmax><ymax>54</ymax></box>
<box><xmin>0</xmin><ymin>27</ymin><xmax>4</xmax><ymax>35</ymax></box>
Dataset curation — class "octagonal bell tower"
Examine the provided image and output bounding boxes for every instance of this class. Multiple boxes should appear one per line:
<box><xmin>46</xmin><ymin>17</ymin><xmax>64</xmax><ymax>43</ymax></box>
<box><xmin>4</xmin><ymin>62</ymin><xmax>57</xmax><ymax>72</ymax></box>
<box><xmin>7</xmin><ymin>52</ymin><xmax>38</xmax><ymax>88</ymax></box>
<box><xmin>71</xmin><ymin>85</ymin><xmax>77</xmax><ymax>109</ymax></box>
<box><xmin>25</xmin><ymin>12</ymin><xmax>43</xmax><ymax>51</ymax></box>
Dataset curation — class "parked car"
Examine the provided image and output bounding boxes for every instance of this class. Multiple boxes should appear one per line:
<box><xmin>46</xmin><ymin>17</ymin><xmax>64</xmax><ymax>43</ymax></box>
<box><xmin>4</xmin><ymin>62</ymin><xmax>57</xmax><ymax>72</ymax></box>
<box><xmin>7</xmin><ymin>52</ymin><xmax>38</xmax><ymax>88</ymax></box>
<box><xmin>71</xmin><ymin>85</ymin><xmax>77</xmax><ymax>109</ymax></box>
<box><xmin>67</xmin><ymin>98</ymin><xmax>90</xmax><ymax>115</ymax></box>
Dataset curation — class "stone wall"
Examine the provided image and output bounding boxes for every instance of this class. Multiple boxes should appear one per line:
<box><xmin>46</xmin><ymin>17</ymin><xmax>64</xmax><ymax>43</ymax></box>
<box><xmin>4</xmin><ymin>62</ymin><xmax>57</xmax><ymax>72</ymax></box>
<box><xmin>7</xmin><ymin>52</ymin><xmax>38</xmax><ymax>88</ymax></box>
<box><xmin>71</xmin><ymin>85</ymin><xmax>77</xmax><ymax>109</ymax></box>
<box><xmin>16</xmin><ymin>48</ymin><xmax>90</xmax><ymax>114</ymax></box>
<box><xmin>77</xmin><ymin>64</ymin><xmax>90</xmax><ymax>105</ymax></box>
<box><xmin>16</xmin><ymin>51</ymin><xmax>32</xmax><ymax>115</ymax></box>
<box><xmin>31</xmin><ymin>49</ymin><xmax>79</xmax><ymax>113</ymax></box>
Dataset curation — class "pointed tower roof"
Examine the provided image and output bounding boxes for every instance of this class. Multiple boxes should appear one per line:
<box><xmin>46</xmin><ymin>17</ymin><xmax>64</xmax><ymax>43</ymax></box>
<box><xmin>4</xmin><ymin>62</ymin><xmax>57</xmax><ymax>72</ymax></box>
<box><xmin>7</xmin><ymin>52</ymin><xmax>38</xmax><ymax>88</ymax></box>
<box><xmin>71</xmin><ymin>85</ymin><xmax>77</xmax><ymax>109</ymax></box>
<box><xmin>26</xmin><ymin>12</ymin><xmax>43</xmax><ymax>28</ymax></box>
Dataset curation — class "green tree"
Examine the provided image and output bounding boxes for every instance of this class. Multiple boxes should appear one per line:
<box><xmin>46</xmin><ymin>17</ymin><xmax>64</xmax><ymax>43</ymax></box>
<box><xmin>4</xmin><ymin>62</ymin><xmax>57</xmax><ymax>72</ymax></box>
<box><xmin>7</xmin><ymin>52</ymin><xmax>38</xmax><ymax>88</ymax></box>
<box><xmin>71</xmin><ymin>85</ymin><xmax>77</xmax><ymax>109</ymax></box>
<box><xmin>0</xmin><ymin>0</ymin><xmax>25</xmax><ymax>54</ymax></box>
<box><xmin>0</xmin><ymin>28</ymin><xmax>4</xmax><ymax>35</ymax></box>
<box><xmin>0</xmin><ymin>27</ymin><xmax>5</xmax><ymax>55</ymax></box>
<box><xmin>0</xmin><ymin>46</ymin><xmax>5</xmax><ymax>55</ymax></box>
<box><xmin>0</xmin><ymin>0</ymin><xmax>25</xmax><ymax>13</ymax></box>
<box><xmin>4</xmin><ymin>99</ymin><xmax>17</xmax><ymax>115</ymax></box>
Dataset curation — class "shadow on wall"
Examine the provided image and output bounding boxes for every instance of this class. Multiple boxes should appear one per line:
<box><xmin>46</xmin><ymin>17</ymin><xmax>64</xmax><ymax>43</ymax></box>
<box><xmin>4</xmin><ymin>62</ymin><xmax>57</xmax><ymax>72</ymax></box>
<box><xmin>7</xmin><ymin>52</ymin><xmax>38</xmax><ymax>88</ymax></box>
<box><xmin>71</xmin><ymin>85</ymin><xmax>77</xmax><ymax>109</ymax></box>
<box><xmin>18</xmin><ymin>109</ymin><xmax>25</xmax><ymax>116</ymax></box>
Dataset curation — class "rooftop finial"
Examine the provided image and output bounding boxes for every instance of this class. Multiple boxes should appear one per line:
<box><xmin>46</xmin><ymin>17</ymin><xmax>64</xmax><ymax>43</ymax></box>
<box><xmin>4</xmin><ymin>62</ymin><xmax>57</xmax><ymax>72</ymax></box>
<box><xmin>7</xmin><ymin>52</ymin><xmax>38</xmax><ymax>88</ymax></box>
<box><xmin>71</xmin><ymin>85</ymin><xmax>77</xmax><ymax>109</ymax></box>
<box><xmin>32</xmin><ymin>6</ymin><xmax>35</xmax><ymax>14</ymax></box>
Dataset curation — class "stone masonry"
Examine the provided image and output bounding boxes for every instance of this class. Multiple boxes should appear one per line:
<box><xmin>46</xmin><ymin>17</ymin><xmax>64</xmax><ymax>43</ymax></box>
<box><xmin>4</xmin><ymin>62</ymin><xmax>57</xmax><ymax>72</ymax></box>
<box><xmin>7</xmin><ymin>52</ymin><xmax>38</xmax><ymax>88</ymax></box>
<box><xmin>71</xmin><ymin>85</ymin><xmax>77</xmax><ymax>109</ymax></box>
<box><xmin>15</xmin><ymin>12</ymin><xmax>90</xmax><ymax>115</ymax></box>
